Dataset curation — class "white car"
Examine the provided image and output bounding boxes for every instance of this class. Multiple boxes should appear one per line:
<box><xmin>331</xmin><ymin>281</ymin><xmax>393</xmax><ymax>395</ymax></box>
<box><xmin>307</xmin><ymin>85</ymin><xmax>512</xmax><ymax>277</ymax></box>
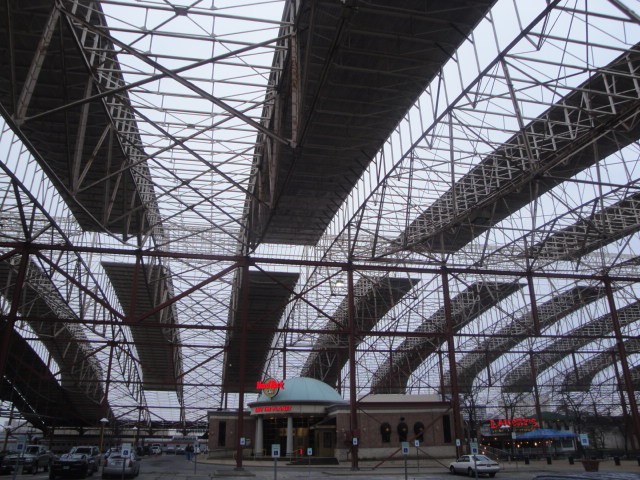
<box><xmin>449</xmin><ymin>454</ymin><xmax>500</xmax><ymax>477</ymax></box>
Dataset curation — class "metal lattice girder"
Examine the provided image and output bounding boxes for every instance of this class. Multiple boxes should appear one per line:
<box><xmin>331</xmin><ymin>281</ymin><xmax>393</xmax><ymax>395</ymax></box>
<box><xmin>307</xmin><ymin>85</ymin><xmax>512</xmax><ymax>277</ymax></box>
<box><xmin>0</xmin><ymin>0</ymin><xmax>160</xmax><ymax>240</ymax></box>
<box><xmin>397</xmin><ymin>44</ymin><xmax>640</xmax><ymax>254</ymax></box>
<box><xmin>247</xmin><ymin>0</ymin><xmax>496</xmax><ymax>247</ymax></box>
<box><xmin>102</xmin><ymin>260</ymin><xmax>183</xmax><ymax>395</ymax></box>
<box><xmin>450</xmin><ymin>285</ymin><xmax>608</xmax><ymax>394</ymax></box>
<box><xmin>300</xmin><ymin>275</ymin><xmax>418</xmax><ymax>387</ymax></box>
<box><xmin>0</xmin><ymin>122</ymin><xmax>151</xmax><ymax>427</ymax></box>
<box><xmin>503</xmin><ymin>299</ymin><xmax>640</xmax><ymax>393</ymax></box>
<box><xmin>370</xmin><ymin>281</ymin><xmax>523</xmax><ymax>394</ymax></box>
<box><xmin>0</xmin><ymin>327</ymin><xmax>83</xmax><ymax>428</ymax></box>
<box><xmin>223</xmin><ymin>268</ymin><xmax>299</xmax><ymax>393</ymax></box>
<box><xmin>527</xmin><ymin>191</ymin><xmax>640</xmax><ymax>262</ymax></box>
<box><xmin>0</xmin><ymin>255</ymin><xmax>110</xmax><ymax>424</ymax></box>
<box><xmin>563</xmin><ymin>335</ymin><xmax>640</xmax><ymax>392</ymax></box>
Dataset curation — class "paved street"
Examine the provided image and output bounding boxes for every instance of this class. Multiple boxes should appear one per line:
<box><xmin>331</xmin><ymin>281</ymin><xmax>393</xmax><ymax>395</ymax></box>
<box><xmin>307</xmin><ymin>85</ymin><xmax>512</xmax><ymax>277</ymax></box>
<box><xmin>5</xmin><ymin>454</ymin><xmax>640</xmax><ymax>480</ymax></box>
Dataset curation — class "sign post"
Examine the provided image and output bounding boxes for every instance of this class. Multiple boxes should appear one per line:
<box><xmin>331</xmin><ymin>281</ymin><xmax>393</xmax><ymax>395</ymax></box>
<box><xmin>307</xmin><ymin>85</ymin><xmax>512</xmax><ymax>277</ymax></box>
<box><xmin>401</xmin><ymin>442</ymin><xmax>409</xmax><ymax>480</ymax></box>
<box><xmin>120</xmin><ymin>443</ymin><xmax>131</xmax><ymax>480</ymax></box>
<box><xmin>469</xmin><ymin>441</ymin><xmax>479</xmax><ymax>480</ymax></box>
<box><xmin>271</xmin><ymin>444</ymin><xmax>280</xmax><ymax>480</ymax></box>
<box><xmin>307</xmin><ymin>447</ymin><xmax>312</xmax><ymax>479</ymax></box>
<box><xmin>12</xmin><ymin>435</ymin><xmax>27</xmax><ymax>478</ymax></box>
<box><xmin>414</xmin><ymin>439</ymin><xmax>420</xmax><ymax>473</ymax></box>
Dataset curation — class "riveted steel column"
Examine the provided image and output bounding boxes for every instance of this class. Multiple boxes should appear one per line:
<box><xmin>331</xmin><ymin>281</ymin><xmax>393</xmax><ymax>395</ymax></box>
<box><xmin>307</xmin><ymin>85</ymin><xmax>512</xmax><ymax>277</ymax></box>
<box><xmin>235</xmin><ymin>260</ymin><xmax>250</xmax><ymax>470</ymax></box>
<box><xmin>347</xmin><ymin>265</ymin><xmax>359</xmax><ymax>470</ymax></box>
<box><xmin>442</xmin><ymin>268</ymin><xmax>463</xmax><ymax>457</ymax></box>
<box><xmin>603</xmin><ymin>276</ymin><xmax>640</xmax><ymax>450</ymax></box>
<box><xmin>529</xmin><ymin>351</ymin><xmax>543</xmax><ymax>428</ymax></box>
<box><xmin>611</xmin><ymin>350</ymin><xmax>637</xmax><ymax>451</ymax></box>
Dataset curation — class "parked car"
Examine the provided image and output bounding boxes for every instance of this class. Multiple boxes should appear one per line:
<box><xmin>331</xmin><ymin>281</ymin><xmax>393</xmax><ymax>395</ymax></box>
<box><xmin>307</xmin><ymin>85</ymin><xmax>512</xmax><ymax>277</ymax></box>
<box><xmin>449</xmin><ymin>454</ymin><xmax>500</xmax><ymax>477</ymax></box>
<box><xmin>68</xmin><ymin>447</ymin><xmax>100</xmax><ymax>474</ymax></box>
<box><xmin>0</xmin><ymin>450</ymin><xmax>12</xmax><ymax>475</ymax></box>
<box><xmin>150</xmin><ymin>445</ymin><xmax>161</xmax><ymax>455</ymax></box>
<box><xmin>102</xmin><ymin>450</ymin><xmax>139</xmax><ymax>479</ymax></box>
<box><xmin>49</xmin><ymin>452</ymin><xmax>91</xmax><ymax>479</ymax></box>
<box><xmin>1</xmin><ymin>445</ymin><xmax>54</xmax><ymax>474</ymax></box>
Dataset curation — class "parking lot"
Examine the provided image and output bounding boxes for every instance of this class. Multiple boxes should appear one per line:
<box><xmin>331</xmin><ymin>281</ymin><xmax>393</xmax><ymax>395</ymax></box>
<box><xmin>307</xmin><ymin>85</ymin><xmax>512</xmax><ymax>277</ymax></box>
<box><xmin>3</xmin><ymin>454</ymin><xmax>640</xmax><ymax>480</ymax></box>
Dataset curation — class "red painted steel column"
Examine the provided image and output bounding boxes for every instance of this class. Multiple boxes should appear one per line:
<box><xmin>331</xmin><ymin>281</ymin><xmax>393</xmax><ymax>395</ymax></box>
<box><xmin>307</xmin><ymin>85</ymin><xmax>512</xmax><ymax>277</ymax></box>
<box><xmin>603</xmin><ymin>276</ymin><xmax>640</xmax><ymax>450</ymax></box>
<box><xmin>235</xmin><ymin>260</ymin><xmax>250</xmax><ymax>470</ymax></box>
<box><xmin>347</xmin><ymin>266</ymin><xmax>359</xmax><ymax>470</ymax></box>
<box><xmin>442</xmin><ymin>268</ymin><xmax>463</xmax><ymax>457</ymax></box>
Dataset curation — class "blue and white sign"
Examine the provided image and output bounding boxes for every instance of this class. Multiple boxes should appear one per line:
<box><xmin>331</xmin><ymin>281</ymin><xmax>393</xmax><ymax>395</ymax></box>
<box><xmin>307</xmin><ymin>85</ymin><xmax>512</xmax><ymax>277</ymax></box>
<box><xmin>401</xmin><ymin>442</ymin><xmax>410</xmax><ymax>455</ymax></box>
<box><xmin>579</xmin><ymin>434</ymin><xmax>589</xmax><ymax>446</ymax></box>
<box><xmin>271</xmin><ymin>444</ymin><xmax>280</xmax><ymax>458</ymax></box>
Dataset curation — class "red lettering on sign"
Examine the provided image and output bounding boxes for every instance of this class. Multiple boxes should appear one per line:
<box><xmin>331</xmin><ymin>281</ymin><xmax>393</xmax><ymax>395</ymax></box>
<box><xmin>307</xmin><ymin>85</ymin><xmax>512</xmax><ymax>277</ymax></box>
<box><xmin>254</xmin><ymin>405</ymin><xmax>292</xmax><ymax>413</ymax></box>
<box><xmin>489</xmin><ymin>418</ymin><xmax>538</xmax><ymax>430</ymax></box>
<box><xmin>256</xmin><ymin>380</ymin><xmax>285</xmax><ymax>390</ymax></box>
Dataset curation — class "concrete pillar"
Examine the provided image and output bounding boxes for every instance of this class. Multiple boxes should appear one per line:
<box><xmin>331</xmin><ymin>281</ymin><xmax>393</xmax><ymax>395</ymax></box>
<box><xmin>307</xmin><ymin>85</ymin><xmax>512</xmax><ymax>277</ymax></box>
<box><xmin>286</xmin><ymin>415</ymin><xmax>294</xmax><ymax>457</ymax></box>
<box><xmin>255</xmin><ymin>416</ymin><xmax>264</xmax><ymax>457</ymax></box>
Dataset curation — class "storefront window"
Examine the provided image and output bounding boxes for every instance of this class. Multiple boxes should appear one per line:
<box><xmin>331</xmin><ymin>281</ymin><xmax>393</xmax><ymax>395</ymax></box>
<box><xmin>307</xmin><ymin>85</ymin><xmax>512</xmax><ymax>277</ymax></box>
<box><xmin>380</xmin><ymin>423</ymin><xmax>391</xmax><ymax>443</ymax></box>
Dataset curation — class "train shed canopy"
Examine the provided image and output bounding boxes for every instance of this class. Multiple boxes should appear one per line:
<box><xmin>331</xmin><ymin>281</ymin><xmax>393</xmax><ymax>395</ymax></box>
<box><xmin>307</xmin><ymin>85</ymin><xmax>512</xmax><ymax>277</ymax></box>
<box><xmin>0</xmin><ymin>0</ymin><xmax>639</xmax><ymax>436</ymax></box>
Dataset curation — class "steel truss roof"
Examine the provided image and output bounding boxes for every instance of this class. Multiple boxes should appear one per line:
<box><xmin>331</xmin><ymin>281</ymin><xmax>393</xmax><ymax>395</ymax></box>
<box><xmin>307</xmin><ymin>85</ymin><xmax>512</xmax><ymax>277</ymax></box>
<box><xmin>0</xmin><ymin>0</ymin><xmax>639</xmax><ymax>451</ymax></box>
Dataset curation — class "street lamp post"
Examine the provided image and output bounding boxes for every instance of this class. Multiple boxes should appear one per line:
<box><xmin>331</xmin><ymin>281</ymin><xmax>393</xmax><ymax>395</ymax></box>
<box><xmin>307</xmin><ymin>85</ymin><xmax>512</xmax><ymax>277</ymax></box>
<box><xmin>99</xmin><ymin>418</ymin><xmax>109</xmax><ymax>453</ymax></box>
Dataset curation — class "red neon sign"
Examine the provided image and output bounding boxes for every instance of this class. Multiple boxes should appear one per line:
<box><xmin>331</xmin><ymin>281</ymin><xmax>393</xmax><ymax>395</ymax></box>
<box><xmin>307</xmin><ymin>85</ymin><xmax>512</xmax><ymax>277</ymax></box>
<box><xmin>256</xmin><ymin>379</ymin><xmax>285</xmax><ymax>390</ymax></box>
<box><xmin>254</xmin><ymin>406</ymin><xmax>292</xmax><ymax>413</ymax></box>
<box><xmin>489</xmin><ymin>418</ymin><xmax>538</xmax><ymax>430</ymax></box>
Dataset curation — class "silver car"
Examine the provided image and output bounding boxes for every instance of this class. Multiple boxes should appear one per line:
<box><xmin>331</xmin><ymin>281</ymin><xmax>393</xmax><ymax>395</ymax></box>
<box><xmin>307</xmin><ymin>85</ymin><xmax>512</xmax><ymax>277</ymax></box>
<box><xmin>101</xmin><ymin>451</ymin><xmax>140</xmax><ymax>479</ymax></box>
<box><xmin>449</xmin><ymin>454</ymin><xmax>500</xmax><ymax>477</ymax></box>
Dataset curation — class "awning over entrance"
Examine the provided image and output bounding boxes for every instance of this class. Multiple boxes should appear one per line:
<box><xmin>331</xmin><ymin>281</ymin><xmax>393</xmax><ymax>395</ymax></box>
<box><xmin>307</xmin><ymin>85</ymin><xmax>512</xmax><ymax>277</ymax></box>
<box><xmin>516</xmin><ymin>428</ymin><xmax>576</xmax><ymax>439</ymax></box>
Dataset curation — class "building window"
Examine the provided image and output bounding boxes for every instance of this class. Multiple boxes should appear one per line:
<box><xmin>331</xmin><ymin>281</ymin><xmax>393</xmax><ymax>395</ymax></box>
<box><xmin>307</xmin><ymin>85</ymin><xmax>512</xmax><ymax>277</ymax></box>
<box><xmin>380</xmin><ymin>423</ymin><xmax>391</xmax><ymax>443</ymax></box>
<box><xmin>443</xmin><ymin>415</ymin><xmax>452</xmax><ymax>443</ymax></box>
<box><xmin>413</xmin><ymin>422</ymin><xmax>424</xmax><ymax>442</ymax></box>
<box><xmin>397</xmin><ymin>419</ymin><xmax>408</xmax><ymax>442</ymax></box>
<box><xmin>218</xmin><ymin>421</ymin><xmax>226</xmax><ymax>447</ymax></box>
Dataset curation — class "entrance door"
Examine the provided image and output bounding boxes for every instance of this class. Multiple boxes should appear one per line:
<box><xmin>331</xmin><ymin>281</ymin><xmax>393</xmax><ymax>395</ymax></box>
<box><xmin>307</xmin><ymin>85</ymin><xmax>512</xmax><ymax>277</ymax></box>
<box><xmin>314</xmin><ymin>427</ymin><xmax>335</xmax><ymax>458</ymax></box>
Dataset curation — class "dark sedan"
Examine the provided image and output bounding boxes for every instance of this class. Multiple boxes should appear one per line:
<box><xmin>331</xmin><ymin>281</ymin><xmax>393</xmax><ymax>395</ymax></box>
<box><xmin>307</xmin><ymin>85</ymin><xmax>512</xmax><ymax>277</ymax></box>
<box><xmin>49</xmin><ymin>453</ymin><xmax>91</xmax><ymax>479</ymax></box>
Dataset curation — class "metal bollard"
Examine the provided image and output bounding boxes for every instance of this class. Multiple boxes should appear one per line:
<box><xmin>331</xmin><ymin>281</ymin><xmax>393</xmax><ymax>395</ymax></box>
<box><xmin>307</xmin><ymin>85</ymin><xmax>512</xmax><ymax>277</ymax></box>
<box><xmin>524</xmin><ymin>457</ymin><xmax>530</xmax><ymax>465</ymax></box>
<box><xmin>546</xmin><ymin>456</ymin><xmax>552</xmax><ymax>465</ymax></box>
<box><xmin>568</xmin><ymin>456</ymin><xmax>574</xmax><ymax>465</ymax></box>
<box><xmin>614</xmin><ymin>456</ymin><xmax>620</xmax><ymax>466</ymax></box>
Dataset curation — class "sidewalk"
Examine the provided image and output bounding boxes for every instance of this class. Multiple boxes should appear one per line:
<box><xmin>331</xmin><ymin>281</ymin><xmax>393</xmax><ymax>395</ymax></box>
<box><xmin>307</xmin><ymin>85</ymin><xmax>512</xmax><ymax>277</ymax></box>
<box><xmin>198</xmin><ymin>456</ymin><xmax>640</xmax><ymax>479</ymax></box>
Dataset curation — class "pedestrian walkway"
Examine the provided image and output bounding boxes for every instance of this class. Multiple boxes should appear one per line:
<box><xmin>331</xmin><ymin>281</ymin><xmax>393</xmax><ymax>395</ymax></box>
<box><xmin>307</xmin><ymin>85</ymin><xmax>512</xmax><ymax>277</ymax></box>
<box><xmin>196</xmin><ymin>456</ymin><xmax>640</xmax><ymax>480</ymax></box>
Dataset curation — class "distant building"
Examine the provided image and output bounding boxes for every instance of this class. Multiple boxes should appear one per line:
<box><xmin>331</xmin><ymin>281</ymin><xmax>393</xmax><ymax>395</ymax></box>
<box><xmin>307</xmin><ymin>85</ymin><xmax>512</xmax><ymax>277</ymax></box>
<box><xmin>208</xmin><ymin>377</ymin><xmax>457</xmax><ymax>461</ymax></box>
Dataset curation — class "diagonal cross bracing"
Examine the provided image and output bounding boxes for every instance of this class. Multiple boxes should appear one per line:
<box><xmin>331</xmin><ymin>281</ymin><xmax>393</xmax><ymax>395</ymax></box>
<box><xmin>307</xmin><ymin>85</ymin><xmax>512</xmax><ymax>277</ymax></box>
<box><xmin>563</xmin><ymin>337</ymin><xmax>640</xmax><ymax>392</ymax></box>
<box><xmin>0</xmin><ymin>256</ymin><xmax>110</xmax><ymax>425</ymax></box>
<box><xmin>448</xmin><ymin>285</ymin><xmax>608</xmax><ymax>394</ymax></box>
<box><xmin>300</xmin><ymin>276</ymin><xmax>418</xmax><ymax>388</ymax></box>
<box><xmin>398</xmin><ymin>45</ymin><xmax>640</xmax><ymax>254</ymax></box>
<box><xmin>371</xmin><ymin>281</ymin><xmax>523</xmax><ymax>394</ymax></box>
<box><xmin>503</xmin><ymin>299</ymin><xmax>640</xmax><ymax>393</ymax></box>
